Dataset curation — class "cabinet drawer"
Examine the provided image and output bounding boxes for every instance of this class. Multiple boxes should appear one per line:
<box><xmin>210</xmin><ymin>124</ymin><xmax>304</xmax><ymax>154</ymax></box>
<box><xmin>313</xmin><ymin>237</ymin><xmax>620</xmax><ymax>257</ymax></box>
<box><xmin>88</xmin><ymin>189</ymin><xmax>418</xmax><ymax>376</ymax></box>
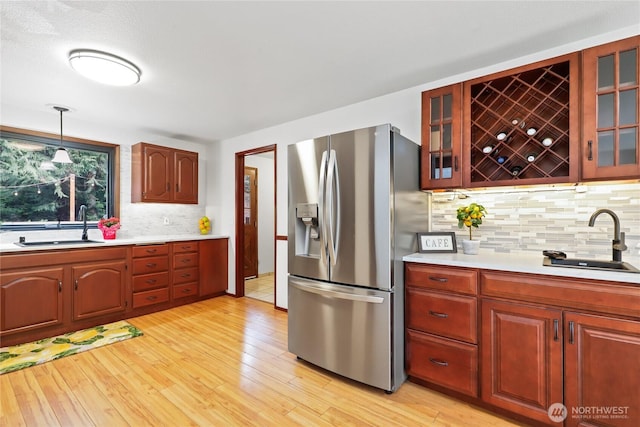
<box><xmin>173</xmin><ymin>283</ymin><xmax>198</xmax><ymax>299</ymax></box>
<box><xmin>407</xmin><ymin>288</ymin><xmax>477</xmax><ymax>343</ymax></box>
<box><xmin>407</xmin><ymin>329</ymin><xmax>478</xmax><ymax>397</ymax></box>
<box><xmin>406</xmin><ymin>263</ymin><xmax>477</xmax><ymax>295</ymax></box>
<box><xmin>132</xmin><ymin>244</ymin><xmax>169</xmax><ymax>258</ymax></box>
<box><xmin>173</xmin><ymin>242</ymin><xmax>199</xmax><ymax>253</ymax></box>
<box><xmin>173</xmin><ymin>253</ymin><xmax>198</xmax><ymax>269</ymax></box>
<box><xmin>132</xmin><ymin>271</ymin><xmax>170</xmax><ymax>292</ymax></box>
<box><xmin>133</xmin><ymin>287</ymin><xmax>169</xmax><ymax>308</ymax></box>
<box><xmin>132</xmin><ymin>256</ymin><xmax>169</xmax><ymax>275</ymax></box>
<box><xmin>173</xmin><ymin>267</ymin><xmax>199</xmax><ymax>285</ymax></box>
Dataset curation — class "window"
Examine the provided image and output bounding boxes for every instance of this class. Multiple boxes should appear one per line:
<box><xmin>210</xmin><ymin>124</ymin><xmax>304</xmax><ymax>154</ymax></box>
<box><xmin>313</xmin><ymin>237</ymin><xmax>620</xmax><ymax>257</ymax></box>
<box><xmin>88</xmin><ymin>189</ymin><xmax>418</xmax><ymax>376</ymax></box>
<box><xmin>0</xmin><ymin>127</ymin><xmax>119</xmax><ymax>231</ymax></box>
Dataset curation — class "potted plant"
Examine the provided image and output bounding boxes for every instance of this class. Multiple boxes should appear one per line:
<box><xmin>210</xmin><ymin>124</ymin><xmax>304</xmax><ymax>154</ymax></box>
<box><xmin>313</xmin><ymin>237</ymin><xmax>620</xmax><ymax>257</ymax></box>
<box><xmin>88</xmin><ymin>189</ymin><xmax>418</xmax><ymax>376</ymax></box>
<box><xmin>98</xmin><ymin>216</ymin><xmax>121</xmax><ymax>240</ymax></box>
<box><xmin>456</xmin><ymin>203</ymin><xmax>487</xmax><ymax>254</ymax></box>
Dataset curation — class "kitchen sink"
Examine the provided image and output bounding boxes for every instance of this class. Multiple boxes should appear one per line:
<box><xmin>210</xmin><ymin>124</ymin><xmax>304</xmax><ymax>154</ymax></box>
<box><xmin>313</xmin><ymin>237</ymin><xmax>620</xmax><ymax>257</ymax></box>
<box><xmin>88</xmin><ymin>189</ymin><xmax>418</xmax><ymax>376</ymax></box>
<box><xmin>15</xmin><ymin>239</ymin><xmax>103</xmax><ymax>247</ymax></box>
<box><xmin>543</xmin><ymin>257</ymin><xmax>640</xmax><ymax>273</ymax></box>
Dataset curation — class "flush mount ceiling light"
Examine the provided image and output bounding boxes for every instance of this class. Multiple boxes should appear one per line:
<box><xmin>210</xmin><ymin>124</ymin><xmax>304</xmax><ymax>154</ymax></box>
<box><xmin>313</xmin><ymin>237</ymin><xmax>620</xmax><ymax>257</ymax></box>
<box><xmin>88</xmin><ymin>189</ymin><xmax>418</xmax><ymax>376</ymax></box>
<box><xmin>69</xmin><ymin>49</ymin><xmax>141</xmax><ymax>86</ymax></box>
<box><xmin>51</xmin><ymin>106</ymin><xmax>73</xmax><ymax>164</ymax></box>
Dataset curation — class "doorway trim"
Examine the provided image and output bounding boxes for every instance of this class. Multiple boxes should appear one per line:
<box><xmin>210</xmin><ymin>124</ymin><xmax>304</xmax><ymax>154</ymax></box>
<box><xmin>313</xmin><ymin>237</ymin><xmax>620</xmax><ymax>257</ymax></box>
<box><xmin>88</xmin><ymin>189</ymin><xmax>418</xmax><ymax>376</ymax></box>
<box><xmin>235</xmin><ymin>144</ymin><xmax>277</xmax><ymax>303</ymax></box>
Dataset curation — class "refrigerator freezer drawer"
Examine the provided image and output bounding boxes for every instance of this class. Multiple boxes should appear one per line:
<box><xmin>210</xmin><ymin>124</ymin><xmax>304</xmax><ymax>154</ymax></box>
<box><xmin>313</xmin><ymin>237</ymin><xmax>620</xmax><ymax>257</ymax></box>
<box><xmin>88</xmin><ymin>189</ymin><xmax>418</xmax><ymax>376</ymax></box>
<box><xmin>288</xmin><ymin>276</ymin><xmax>393</xmax><ymax>391</ymax></box>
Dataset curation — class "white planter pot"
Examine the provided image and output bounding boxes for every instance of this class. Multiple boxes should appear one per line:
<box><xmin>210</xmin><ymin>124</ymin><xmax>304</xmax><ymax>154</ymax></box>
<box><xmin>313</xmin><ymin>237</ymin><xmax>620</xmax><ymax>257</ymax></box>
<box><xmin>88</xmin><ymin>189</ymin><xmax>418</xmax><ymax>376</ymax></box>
<box><xmin>462</xmin><ymin>239</ymin><xmax>480</xmax><ymax>255</ymax></box>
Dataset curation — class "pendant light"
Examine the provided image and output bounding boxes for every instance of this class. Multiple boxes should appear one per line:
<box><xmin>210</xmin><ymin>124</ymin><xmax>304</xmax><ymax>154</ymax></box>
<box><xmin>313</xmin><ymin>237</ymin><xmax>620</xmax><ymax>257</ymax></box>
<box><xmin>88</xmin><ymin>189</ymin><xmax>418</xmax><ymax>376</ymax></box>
<box><xmin>51</xmin><ymin>106</ymin><xmax>73</xmax><ymax>164</ymax></box>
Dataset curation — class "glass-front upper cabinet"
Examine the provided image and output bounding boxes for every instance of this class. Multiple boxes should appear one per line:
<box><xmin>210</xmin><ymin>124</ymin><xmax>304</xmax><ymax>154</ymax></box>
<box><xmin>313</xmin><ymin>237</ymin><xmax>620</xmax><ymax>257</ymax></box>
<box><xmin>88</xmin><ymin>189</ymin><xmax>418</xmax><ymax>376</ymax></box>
<box><xmin>421</xmin><ymin>84</ymin><xmax>462</xmax><ymax>189</ymax></box>
<box><xmin>582</xmin><ymin>36</ymin><xmax>640</xmax><ymax>180</ymax></box>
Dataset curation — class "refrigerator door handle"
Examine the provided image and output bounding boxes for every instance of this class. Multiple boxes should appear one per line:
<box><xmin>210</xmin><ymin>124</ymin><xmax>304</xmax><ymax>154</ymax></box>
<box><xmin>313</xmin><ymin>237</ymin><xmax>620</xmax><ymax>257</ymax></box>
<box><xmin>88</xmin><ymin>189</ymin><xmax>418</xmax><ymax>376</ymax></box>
<box><xmin>290</xmin><ymin>279</ymin><xmax>384</xmax><ymax>304</ymax></box>
<box><xmin>318</xmin><ymin>150</ymin><xmax>329</xmax><ymax>264</ymax></box>
<box><xmin>326</xmin><ymin>149</ymin><xmax>341</xmax><ymax>265</ymax></box>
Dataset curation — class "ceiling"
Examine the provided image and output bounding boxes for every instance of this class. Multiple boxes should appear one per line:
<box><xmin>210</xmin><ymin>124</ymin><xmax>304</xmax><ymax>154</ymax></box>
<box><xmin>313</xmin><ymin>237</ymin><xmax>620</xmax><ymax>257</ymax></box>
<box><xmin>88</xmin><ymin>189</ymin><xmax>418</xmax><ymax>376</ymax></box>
<box><xmin>1</xmin><ymin>1</ymin><xmax>639</xmax><ymax>145</ymax></box>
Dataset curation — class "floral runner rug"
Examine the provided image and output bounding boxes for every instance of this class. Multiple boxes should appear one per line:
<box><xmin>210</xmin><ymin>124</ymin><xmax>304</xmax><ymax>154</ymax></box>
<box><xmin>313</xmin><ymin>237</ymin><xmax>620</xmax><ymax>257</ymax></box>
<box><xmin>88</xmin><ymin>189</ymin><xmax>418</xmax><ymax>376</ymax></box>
<box><xmin>0</xmin><ymin>320</ymin><xmax>143</xmax><ymax>375</ymax></box>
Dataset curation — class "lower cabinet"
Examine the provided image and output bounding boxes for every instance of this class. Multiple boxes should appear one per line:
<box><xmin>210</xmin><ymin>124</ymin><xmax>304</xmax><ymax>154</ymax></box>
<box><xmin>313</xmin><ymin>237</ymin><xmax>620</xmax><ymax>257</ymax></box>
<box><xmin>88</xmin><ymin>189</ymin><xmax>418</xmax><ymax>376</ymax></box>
<box><xmin>0</xmin><ymin>238</ymin><xmax>229</xmax><ymax>347</ymax></box>
<box><xmin>0</xmin><ymin>267</ymin><xmax>64</xmax><ymax>335</ymax></box>
<box><xmin>72</xmin><ymin>260</ymin><xmax>127</xmax><ymax>321</ymax></box>
<box><xmin>564</xmin><ymin>312</ymin><xmax>640</xmax><ymax>427</ymax></box>
<box><xmin>405</xmin><ymin>262</ymin><xmax>640</xmax><ymax>427</ymax></box>
<box><xmin>199</xmin><ymin>238</ymin><xmax>228</xmax><ymax>297</ymax></box>
<box><xmin>481</xmin><ymin>299</ymin><xmax>563</xmax><ymax>424</ymax></box>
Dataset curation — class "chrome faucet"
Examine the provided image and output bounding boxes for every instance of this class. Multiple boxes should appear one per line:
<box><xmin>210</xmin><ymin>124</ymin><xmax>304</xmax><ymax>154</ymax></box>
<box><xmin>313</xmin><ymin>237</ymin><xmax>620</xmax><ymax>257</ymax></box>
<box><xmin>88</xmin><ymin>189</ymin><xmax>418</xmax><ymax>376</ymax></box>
<box><xmin>588</xmin><ymin>208</ymin><xmax>627</xmax><ymax>262</ymax></box>
<box><xmin>79</xmin><ymin>205</ymin><xmax>88</xmax><ymax>241</ymax></box>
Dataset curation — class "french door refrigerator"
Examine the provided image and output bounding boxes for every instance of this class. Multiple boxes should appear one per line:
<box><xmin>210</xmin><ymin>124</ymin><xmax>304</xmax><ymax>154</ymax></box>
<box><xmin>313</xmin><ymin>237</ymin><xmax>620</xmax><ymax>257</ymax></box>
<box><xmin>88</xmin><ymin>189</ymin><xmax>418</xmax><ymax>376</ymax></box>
<box><xmin>287</xmin><ymin>124</ymin><xmax>430</xmax><ymax>393</ymax></box>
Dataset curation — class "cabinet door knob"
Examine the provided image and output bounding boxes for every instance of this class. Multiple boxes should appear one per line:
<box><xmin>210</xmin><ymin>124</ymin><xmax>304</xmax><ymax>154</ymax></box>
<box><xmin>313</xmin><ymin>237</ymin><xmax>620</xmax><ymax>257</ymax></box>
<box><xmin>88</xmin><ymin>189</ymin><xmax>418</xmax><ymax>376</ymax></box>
<box><xmin>58</xmin><ymin>280</ymin><xmax>63</xmax><ymax>292</ymax></box>
<box><xmin>74</xmin><ymin>279</ymin><xmax>79</xmax><ymax>291</ymax></box>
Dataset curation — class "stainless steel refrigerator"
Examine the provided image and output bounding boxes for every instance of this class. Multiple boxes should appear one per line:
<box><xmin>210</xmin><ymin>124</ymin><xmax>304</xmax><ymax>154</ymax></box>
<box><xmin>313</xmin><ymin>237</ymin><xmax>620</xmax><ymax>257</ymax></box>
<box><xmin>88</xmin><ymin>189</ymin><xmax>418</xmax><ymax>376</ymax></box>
<box><xmin>287</xmin><ymin>124</ymin><xmax>431</xmax><ymax>393</ymax></box>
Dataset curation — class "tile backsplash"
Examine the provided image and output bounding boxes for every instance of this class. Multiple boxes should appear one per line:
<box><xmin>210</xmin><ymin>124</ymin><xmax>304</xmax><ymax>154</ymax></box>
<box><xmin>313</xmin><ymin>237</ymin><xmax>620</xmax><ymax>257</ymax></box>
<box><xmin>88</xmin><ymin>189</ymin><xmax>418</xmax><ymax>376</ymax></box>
<box><xmin>430</xmin><ymin>182</ymin><xmax>640</xmax><ymax>261</ymax></box>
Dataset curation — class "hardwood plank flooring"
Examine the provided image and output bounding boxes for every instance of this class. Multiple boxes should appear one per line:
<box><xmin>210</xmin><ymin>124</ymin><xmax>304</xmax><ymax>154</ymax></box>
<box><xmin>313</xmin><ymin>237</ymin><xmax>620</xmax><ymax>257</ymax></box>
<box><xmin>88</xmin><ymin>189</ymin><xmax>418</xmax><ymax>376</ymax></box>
<box><xmin>0</xmin><ymin>296</ymin><xmax>526</xmax><ymax>426</ymax></box>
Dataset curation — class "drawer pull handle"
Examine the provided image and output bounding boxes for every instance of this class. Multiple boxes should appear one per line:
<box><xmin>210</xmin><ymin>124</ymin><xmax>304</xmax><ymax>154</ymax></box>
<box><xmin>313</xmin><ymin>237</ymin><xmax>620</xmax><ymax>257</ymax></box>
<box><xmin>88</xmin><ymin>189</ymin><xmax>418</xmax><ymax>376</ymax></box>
<box><xmin>146</xmin><ymin>248</ymin><xmax>157</xmax><ymax>253</ymax></box>
<box><xmin>146</xmin><ymin>295</ymin><xmax>158</xmax><ymax>301</ymax></box>
<box><xmin>429</xmin><ymin>358</ymin><xmax>448</xmax><ymax>367</ymax></box>
<box><xmin>553</xmin><ymin>319</ymin><xmax>559</xmax><ymax>341</ymax></box>
<box><xmin>587</xmin><ymin>140</ymin><xmax>593</xmax><ymax>161</ymax></box>
<box><xmin>58</xmin><ymin>280</ymin><xmax>63</xmax><ymax>292</ymax></box>
<box><xmin>428</xmin><ymin>276</ymin><xmax>448</xmax><ymax>283</ymax></box>
<box><xmin>146</xmin><ymin>263</ymin><xmax>157</xmax><ymax>268</ymax></box>
<box><xmin>181</xmin><ymin>259</ymin><xmax>191</xmax><ymax>263</ymax></box>
<box><xmin>182</xmin><ymin>246</ymin><xmax>191</xmax><ymax>250</ymax></box>
<box><xmin>74</xmin><ymin>279</ymin><xmax>79</xmax><ymax>291</ymax></box>
<box><xmin>181</xmin><ymin>273</ymin><xmax>191</xmax><ymax>278</ymax></box>
<box><xmin>145</xmin><ymin>279</ymin><xmax>157</xmax><ymax>284</ymax></box>
<box><xmin>182</xmin><ymin>288</ymin><xmax>191</xmax><ymax>293</ymax></box>
<box><xmin>429</xmin><ymin>310</ymin><xmax>448</xmax><ymax>318</ymax></box>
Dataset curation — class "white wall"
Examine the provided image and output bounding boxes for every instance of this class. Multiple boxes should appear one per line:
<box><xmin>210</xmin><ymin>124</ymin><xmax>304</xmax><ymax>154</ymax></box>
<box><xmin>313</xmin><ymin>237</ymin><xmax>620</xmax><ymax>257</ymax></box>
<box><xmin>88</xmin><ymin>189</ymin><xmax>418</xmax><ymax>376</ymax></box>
<box><xmin>245</xmin><ymin>154</ymin><xmax>275</xmax><ymax>275</ymax></box>
<box><xmin>209</xmin><ymin>27</ymin><xmax>639</xmax><ymax>310</ymax></box>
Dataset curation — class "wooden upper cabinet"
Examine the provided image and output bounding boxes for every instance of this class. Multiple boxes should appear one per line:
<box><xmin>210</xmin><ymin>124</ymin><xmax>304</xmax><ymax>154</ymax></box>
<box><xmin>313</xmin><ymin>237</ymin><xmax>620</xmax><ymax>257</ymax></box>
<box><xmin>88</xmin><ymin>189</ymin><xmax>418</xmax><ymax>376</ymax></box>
<box><xmin>421</xmin><ymin>84</ymin><xmax>463</xmax><ymax>189</ymax></box>
<box><xmin>132</xmin><ymin>142</ymin><xmax>198</xmax><ymax>204</ymax></box>
<box><xmin>173</xmin><ymin>150</ymin><xmax>198</xmax><ymax>203</ymax></box>
<box><xmin>582</xmin><ymin>36</ymin><xmax>640</xmax><ymax>181</ymax></box>
<box><xmin>463</xmin><ymin>53</ymin><xmax>580</xmax><ymax>187</ymax></box>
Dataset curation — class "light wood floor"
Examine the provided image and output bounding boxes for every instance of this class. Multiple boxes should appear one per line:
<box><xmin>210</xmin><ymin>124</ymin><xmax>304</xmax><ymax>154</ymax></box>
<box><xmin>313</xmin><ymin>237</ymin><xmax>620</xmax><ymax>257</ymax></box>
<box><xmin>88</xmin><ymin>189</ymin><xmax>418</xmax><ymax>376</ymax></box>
<box><xmin>0</xmin><ymin>296</ymin><xmax>525</xmax><ymax>426</ymax></box>
<box><xmin>245</xmin><ymin>273</ymin><xmax>274</xmax><ymax>303</ymax></box>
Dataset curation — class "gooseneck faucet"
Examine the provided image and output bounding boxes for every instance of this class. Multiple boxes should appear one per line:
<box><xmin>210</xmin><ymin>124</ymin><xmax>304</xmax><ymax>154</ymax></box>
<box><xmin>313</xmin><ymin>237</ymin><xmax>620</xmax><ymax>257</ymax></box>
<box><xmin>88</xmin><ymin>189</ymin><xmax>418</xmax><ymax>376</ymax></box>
<box><xmin>588</xmin><ymin>208</ymin><xmax>627</xmax><ymax>262</ymax></box>
<box><xmin>79</xmin><ymin>205</ymin><xmax>88</xmax><ymax>241</ymax></box>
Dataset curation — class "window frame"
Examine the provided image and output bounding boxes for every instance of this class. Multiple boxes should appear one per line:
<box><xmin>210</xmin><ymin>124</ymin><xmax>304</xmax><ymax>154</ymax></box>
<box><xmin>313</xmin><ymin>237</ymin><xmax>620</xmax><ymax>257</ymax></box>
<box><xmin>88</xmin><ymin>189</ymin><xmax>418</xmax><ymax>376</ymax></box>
<box><xmin>0</xmin><ymin>125</ymin><xmax>120</xmax><ymax>231</ymax></box>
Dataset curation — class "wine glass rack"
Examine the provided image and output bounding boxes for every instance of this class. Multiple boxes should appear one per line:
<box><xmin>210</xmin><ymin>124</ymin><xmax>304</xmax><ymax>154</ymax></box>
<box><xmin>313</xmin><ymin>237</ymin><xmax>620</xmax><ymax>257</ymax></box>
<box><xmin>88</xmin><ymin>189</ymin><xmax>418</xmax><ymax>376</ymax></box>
<box><xmin>468</xmin><ymin>59</ymin><xmax>573</xmax><ymax>184</ymax></box>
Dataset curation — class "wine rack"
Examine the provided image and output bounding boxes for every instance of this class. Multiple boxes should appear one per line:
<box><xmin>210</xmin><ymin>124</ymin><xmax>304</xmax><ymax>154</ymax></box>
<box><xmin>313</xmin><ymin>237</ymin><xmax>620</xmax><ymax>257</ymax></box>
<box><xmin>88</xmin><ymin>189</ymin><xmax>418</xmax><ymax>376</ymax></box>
<box><xmin>466</xmin><ymin>54</ymin><xmax>578</xmax><ymax>185</ymax></box>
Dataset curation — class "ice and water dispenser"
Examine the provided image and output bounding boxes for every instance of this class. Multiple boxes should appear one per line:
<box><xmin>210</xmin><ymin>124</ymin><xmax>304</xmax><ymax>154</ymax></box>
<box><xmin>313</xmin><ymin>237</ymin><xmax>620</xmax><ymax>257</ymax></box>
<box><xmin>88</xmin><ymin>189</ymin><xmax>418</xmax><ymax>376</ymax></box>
<box><xmin>294</xmin><ymin>203</ymin><xmax>321</xmax><ymax>258</ymax></box>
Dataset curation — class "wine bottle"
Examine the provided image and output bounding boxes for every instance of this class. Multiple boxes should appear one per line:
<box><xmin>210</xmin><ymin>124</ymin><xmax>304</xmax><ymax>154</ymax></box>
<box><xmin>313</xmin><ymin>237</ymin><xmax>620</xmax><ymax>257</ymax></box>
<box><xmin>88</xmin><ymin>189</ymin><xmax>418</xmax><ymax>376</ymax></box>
<box><xmin>510</xmin><ymin>165</ymin><xmax>523</xmax><ymax>176</ymax></box>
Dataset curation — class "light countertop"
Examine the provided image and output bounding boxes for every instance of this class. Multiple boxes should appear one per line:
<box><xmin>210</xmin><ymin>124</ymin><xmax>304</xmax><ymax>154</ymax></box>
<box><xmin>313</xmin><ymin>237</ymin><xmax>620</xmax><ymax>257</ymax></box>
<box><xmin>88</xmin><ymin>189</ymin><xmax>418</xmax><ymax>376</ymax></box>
<box><xmin>403</xmin><ymin>251</ymin><xmax>640</xmax><ymax>285</ymax></box>
<box><xmin>0</xmin><ymin>234</ymin><xmax>229</xmax><ymax>254</ymax></box>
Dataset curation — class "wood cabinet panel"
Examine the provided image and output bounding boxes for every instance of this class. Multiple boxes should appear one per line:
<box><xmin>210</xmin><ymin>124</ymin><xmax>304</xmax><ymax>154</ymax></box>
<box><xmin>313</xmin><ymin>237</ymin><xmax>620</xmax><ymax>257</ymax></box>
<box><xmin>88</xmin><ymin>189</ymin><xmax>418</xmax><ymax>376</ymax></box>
<box><xmin>131</xmin><ymin>142</ymin><xmax>198</xmax><ymax>204</ymax></box>
<box><xmin>481</xmin><ymin>298</ymin><xmax>563</xmax><ymax>424</ymax></box>
<box><xmin>173</xmin><ymin>267</ymin><xmax>198</xmax><ymax>285</ymax></box>
<box><xmin>582</xmin><ymin>36</ymin><xmax>640</xmax><ymax>181</ymax></box>
<box><xmin>481</xmin><ymin>270</ymin><xmax>640</xmax><ymax>318</ymax></box>
<box><xmin>132</xmin><ymin>271</ymin><xmax>170</xmax><ymax>292</ymax></box>
<box><xmin>200</xmin><ymin>238</ymin><xmax>228</xmax><ymax>296</ymax></box>
<box><xmin>132</xmin><ymin>256</ymin><xmax>170</xmax><ymax>275</ymax></box>
<box><xmin>174</xmin><ymin>253</ymin><xmax>198</xmax><ymax>269</ymax></box>
<box><xmin>405</xmin><ymin>263</ymin><xmax>477</xmax><ymax>295</ymax></box>
<box><xmin>173</xmin><ymin>150</ymin><xmax>198</xmax><ymax>203</ymax></box>
<box><xmin>132</xmin><ymin>287</ymin><xmax>170</xmax><ymax>308</ymax></box>
<box><xmin>173</xmin><ymin>283</ymin><xmax>198</xmax><ymax>300</ymax></box>
<box><xmin>421</xmin><ymin>84</ymin><xmax>463</xmax><ymax>189</ymax></box>
<box><xmin>0</xmin><ymin>267</ymin><xmax>64</xmax><ymax>335</ymax></box>
<box><xmin>564</xmin><ymin>312</ymin><xmax>640</xmax><ymax>427</ymax></box>
<box><xmin>407</xmin><ymin>329</ymin><xmax>478</xmax><ymax>397</ymax></box>
<box><xmin>132</xmin><ymin>244</ymin><xmax>169</xmax><ymax>258</ymax></box>
<box><xmin>406</xmin><ymin>288</ymin><xmax>477</xmax><ymax>343</ymax></box>
<box><xmin>72</xmin><ymin>261</ymin><xmax>127</xmax><ymax>321</ymax></box>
